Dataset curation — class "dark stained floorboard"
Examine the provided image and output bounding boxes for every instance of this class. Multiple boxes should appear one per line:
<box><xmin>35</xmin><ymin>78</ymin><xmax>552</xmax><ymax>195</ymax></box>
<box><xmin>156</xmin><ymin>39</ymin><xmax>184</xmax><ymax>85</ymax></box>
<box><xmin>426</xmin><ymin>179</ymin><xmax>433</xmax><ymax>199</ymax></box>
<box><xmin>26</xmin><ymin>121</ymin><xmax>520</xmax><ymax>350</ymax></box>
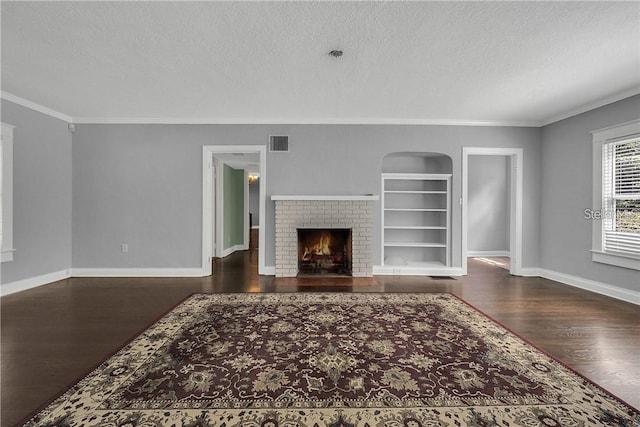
<box><xmin>2</xmin><ymin>250</ymin><xmax>638</xmax><ymax>425</ymax></box>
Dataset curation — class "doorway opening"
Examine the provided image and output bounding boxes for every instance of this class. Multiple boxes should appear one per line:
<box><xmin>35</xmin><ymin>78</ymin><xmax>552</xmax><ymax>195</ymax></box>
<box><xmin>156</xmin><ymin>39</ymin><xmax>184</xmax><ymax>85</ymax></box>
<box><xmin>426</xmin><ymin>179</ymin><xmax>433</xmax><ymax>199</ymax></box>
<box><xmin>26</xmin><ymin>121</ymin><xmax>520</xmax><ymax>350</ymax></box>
<box><xmin>202</xmin><ymin>146</ymin><xmax>267</xmax><ymax>276</ymax></box>
<box><xmin>462</xmin><ymin>147</ymin><xmax>523</xmax><ymax>276</ymax></box>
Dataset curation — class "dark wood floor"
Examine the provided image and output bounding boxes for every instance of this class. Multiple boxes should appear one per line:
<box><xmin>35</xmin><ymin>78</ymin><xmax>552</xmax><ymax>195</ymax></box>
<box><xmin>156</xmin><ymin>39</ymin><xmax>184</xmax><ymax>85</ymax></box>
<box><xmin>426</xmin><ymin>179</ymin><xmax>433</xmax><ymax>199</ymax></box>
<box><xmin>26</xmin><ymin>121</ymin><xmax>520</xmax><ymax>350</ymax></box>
<box><xmin>2</xmin><ymin>249</ymin><xmax>639</xmax><ymax>426</ymax></box>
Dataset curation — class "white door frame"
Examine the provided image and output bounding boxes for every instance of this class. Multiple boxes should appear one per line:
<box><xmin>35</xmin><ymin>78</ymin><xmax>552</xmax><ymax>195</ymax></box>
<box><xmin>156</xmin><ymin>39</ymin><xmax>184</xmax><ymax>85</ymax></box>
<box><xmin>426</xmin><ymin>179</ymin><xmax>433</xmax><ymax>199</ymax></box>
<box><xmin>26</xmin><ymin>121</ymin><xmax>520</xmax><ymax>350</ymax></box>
<box><xmin>243</xmin><ymin>170</ymin><xmax>250</xmax><ymax>250</ymax></box>
<box><xmin>211</xmin><ymin>158</ymin><xmax>224</xmax><ymax>258</ymax></box>
<box><xmin>461</xmin><ymin>147</ymin><xmax>523</xmax><ymax>276</ymax></box>
<box><xmin>202</xmin><ymin>145</ymin><xmax>267</xmax><ymax>276</ymax></box>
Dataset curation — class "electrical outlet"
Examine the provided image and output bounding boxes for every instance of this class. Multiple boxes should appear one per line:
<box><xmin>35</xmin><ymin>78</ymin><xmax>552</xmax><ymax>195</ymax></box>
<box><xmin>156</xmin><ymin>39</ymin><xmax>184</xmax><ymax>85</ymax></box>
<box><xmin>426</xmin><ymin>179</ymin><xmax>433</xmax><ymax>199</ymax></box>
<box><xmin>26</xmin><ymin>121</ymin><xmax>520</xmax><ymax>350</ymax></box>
<box><xmin>393</xmin><ymin>268</ymin><xmax>401</xmax><ymax>275</ymax></box>
<box><xmin>121</xmin><ymin>243</ymin><xmax>129</xmax><ymax>253</ymax></box>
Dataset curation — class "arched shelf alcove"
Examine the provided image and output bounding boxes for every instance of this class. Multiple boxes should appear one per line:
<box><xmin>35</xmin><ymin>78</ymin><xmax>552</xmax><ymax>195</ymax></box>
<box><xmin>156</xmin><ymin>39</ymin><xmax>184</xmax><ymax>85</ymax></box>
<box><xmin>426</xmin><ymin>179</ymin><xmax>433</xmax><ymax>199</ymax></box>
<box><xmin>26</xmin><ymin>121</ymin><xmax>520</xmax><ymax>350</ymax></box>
<box><xmin>382</xmin><ymin>152</ymin><xmax>452</xmax><ymax>174</ymax></box>
<box><xmin>378</xmin><ymin>152</ymin><xmax>453</xmax><ymax>275</ymax></box>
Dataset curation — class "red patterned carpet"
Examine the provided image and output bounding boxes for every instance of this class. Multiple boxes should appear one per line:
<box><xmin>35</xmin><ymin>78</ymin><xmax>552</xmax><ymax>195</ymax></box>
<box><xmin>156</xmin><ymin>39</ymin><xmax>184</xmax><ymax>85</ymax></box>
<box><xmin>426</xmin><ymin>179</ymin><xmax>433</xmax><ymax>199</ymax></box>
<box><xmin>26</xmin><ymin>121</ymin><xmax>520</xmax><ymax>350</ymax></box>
<box><xmin>22</xmin><ymin>293</ymin><xmax>638</xmax><ymax>426</ymax></box>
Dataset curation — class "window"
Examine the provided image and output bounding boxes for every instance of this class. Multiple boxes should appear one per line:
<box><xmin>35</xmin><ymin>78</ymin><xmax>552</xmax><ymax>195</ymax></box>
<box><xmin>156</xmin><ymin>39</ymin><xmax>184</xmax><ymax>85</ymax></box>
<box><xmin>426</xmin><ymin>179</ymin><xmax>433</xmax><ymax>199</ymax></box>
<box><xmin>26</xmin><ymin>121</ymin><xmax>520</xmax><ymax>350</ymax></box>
<box><xmin>1</xmin><ymin>122</ymin><xmax>15</xmax><ymax>262</ymax></box>
<box><xmin>603</xmin><ymin>138</ymin><xmax>640</xmax><ymax>253</ymax></box>
<box><xmin>591</xmin><ymin>120</ymin><xmax>640</xmax><ymax>270</ymax></box>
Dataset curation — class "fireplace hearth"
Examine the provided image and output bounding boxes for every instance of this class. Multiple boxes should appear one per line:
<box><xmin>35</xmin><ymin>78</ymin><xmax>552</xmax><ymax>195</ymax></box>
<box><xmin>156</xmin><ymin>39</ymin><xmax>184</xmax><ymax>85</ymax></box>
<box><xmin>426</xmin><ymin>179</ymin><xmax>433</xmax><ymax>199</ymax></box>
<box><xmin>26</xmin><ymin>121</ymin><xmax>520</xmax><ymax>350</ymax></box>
<box><xmin>297</xmin><ymin>228</ymin><xmax>352</xmax><ymax>276</ymax></box>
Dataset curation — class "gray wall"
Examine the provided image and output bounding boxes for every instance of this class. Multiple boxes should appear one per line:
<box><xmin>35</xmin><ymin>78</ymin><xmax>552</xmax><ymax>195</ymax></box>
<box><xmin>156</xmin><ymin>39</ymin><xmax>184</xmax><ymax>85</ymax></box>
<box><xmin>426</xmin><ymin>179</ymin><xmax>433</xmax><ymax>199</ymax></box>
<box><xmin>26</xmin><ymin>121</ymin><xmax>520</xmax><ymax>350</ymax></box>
<box><xmin>7</xmin><ymin>94</ymin><xmax>639</xmax><ymax>294</ymax></box>
<box><xmin>468</xmin><ymin>156</ymin><xmax>509</xmax><ymax>253</ymax></box>
<box><xmin>71</xmin><ymin>123</ymin><xmax>542</xmax><ymax>270</ymax></box>
<box><xmin>72</xmin><ymin>125</ymin><xmax>201</xmax><ymax>268</ymax></box>
<box><xmin>249</xmin><ymin>178</ymin><xmax>260</xmax><ymax>227</ymax></box>
<box><xmin>0</xmin><ymin>100</ymin><xmax>72</xmax><ymax>284</ymax></box>
<box><xmin>223</xmin><ymin>164</ymin><xmax>244</xmax><ymax>249</ymax></box>
<box><xmin>540</xmin><ymin>95</ymin><xmax>640</xmax><ymax>292</ymax></box>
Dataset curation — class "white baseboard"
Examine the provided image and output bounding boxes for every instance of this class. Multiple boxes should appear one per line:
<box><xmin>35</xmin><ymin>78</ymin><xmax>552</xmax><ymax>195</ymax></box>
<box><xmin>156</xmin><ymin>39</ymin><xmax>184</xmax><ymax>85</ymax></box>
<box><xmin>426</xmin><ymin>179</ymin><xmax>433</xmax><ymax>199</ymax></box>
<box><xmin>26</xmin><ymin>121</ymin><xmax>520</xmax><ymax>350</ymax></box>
<box><xmin>1</xmin><ymin>269</ymin><xmax>71</xmax><ymax>296</ymax></box>
<box><xmin>71</xmin><ymin>268</ymin><xmax>205</xmax><ymax>277</ymax></box>
<box><xmin>539</xmin><ymin>268</ymin><xmax>639</xmax><ymax>305</ymax></box>
<box><xmin>5</xmin><ymin>266</ymin><xmax>635</xmax><ymax>307</ymax></box>
<box><xmin>467</xmin><ymin>251</ymin><xmax>510</xmax><ymax>257</ymax></box>
<box><xmin>261</xmin><ymin>266</ymin><xmax>276</xmax><ymax>275</ymax></box>
<box><xmin>518</xmin><ymin>267</ymin><xmax>540</xmax><ymax>277</ymax></box>
<box><xmin>222</xmin><ymin>244</ymin><xmax>246</xmax><ymax>258</ymax></box>
<box><xmin>251</xmin><ymin>225</ymin><xmax>260</xmax><ymax>229</ymax></box>
<box><xmin>373</xmin><ymin>265</ymin><xmax>464</xmax><ymax>276</ymax></box>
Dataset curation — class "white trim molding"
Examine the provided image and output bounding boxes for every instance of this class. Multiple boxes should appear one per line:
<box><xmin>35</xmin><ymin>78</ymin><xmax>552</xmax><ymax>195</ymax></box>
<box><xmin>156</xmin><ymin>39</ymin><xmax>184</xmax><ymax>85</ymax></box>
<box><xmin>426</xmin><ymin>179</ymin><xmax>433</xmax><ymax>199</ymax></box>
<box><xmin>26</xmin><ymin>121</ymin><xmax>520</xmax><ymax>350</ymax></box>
<box><xmin>243</xmin><ymin>170</ymin><xmax>250</xmax><ymax>250</ymax></box>
<box><xmin>202</xmin><ymin>145</ymin><xmax>267</xmax><ymax>276</ymax></box>
<box><xmin>1</xmin><ymin>268</ymin><xmax>206</xmax><ymax>296</ymax></box>
<box><xmin>1</xmin><ymin>269</ymin><xmax>71</xmax><ymax>296</ymax></box>
<box><xmin>542</xmin><ymin>87</ymin><xmax>640</xmax><ymax>126</ymax></box>
<box><xmin>71</xmin><ymin>268</ymin><xmax>204</xmax><ymax>278</ymax></box>
<box><xmin>262</xmin><ymin>266</ymin><xmax>276</xmax><ymax>275</ymax></box>
<box><xmin>467</xmin><ymin>251</ymin><xmax>510</xmax><ymax>257</ymax></box>
<box><xmin>1</xmin><ymin>123</ymin><xmax>16</xmax><ymax>262</ymax></box>
<box><xmin>462</xmin><ymin>147</ymin><xmax>524</xmax><ymax>276</ymax></box>
<box><xmin>539</xmin><ymin>268</ymin><xmax>640</xmax><ymax>306</ymax></box>
<box><xmin>591</xmin><ymin>251</ymin><xmax>640</xmax><ymax>270</ymax></box>
<box><xmin>373</xmin><ymin>265</ymin><xmax>463</xmax><ymax>276</ymax></box>
<box><xmin>221</xmin><ymin>244</ymin><xmax>246</xmax><ymax>258</ymax></box>
<box><xmin>3</xmin><ymin>90</ymin><xmax>638</xmax><ymax>129</ymax></box>
<box><xmin>271</xmin><ymin>195</ymin><xmax>379</xmax><ymax>201</ymax></box>
<box><xmin>591</xmin><ymin>118</ymin><xmax>640</xmax><ymax>141</ymax></box>
<box><xmin>1</xmin><ymin>91</ymin><xmax>73</xmax><ymax>123</ymax></box>
<box><xmin>590</xmin><ymin>119</ymin><xmax>640</xmax><ymax>270</ymax></box>
<box><xmin>518</xmin><ymin>267</ymin><xmax>541</xmax><ymax>277</ymax></box>
<box><xmin>72</xmin><ymin>117</ymin><xmax>540</xmax><ymax>127</ymax></box>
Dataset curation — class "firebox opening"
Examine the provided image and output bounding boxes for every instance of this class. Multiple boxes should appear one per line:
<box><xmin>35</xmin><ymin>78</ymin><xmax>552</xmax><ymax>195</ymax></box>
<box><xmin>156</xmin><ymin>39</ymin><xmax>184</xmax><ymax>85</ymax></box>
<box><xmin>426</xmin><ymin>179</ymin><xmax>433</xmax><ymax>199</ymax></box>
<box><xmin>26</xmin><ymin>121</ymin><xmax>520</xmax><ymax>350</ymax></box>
<box><xmin>297</xmin><ymin>228</ymin><xmax>352</xmax><ymax>276</ymax></box>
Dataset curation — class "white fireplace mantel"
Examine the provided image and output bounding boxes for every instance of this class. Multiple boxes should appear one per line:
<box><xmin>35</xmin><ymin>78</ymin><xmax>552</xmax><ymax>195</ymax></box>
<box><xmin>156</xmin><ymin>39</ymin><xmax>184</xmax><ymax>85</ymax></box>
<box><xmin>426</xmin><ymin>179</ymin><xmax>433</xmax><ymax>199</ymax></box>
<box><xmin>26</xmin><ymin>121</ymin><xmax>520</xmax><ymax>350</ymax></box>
<box><xmin>271</xmin><ymin>195</ymin><xmax>379</xmax><ymax>201</ymax></box>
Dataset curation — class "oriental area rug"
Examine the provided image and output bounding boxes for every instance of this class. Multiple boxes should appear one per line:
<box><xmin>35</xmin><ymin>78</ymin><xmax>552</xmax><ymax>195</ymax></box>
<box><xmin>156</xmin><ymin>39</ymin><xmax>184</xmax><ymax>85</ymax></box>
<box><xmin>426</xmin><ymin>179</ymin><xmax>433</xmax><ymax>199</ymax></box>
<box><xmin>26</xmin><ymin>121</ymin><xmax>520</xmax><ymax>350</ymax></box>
<box><xmin>22</xmin><ymin>293</ymin><xmax>638</xmax><ymax>427</ymax></box>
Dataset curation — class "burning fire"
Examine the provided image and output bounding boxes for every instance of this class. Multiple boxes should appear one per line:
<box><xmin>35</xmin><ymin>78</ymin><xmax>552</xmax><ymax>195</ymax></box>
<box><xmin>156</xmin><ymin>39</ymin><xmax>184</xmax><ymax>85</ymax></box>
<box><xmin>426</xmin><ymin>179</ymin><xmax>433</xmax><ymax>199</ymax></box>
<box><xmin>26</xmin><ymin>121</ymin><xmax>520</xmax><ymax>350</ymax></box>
<box><xmin>302</xmin><ymin>234</ymin><xmax>332</xmax><ymax>260</ymax></box>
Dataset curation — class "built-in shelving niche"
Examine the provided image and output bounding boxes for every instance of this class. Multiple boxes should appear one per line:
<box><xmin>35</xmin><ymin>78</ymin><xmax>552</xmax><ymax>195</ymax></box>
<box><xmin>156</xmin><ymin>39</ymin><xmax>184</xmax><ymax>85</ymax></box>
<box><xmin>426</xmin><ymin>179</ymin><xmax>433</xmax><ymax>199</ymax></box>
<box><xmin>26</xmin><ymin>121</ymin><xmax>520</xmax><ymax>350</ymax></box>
<box><xmin>380</xmin><ymin>152</ymin><xmax>453</xmax><ymax>275</ymax></box>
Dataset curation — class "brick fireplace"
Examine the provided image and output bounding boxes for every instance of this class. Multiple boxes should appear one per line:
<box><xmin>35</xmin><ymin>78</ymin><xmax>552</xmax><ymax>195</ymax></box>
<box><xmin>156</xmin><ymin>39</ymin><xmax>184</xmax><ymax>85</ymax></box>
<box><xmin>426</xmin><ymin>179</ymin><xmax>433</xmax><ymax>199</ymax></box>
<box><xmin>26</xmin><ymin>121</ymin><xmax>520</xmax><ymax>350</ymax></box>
<box><xmin>272</xmin><ymin>196</ymin><xmax>378</xmax><ymax>277</ymax></box>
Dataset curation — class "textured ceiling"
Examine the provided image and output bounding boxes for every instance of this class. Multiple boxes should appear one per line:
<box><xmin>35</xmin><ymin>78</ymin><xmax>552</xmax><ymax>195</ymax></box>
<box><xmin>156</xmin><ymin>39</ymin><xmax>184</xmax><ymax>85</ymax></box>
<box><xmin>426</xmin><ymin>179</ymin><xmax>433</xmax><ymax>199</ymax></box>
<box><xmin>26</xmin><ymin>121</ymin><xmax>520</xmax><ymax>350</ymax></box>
<box><xmin>1</xmin><ymin>1</ymin><xmax>639</xmax><ymax>125</ymax></box>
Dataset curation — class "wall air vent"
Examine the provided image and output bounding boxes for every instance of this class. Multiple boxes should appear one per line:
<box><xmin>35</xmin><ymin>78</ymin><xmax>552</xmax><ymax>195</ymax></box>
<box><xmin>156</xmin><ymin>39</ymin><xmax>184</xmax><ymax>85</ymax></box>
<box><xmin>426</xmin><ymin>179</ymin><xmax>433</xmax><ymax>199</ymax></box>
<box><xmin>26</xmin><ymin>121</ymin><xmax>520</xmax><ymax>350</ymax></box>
<box><xmin>269</xmin><ymin>135</ymin><xmax>289</xmax><ymax>152</ymax></box>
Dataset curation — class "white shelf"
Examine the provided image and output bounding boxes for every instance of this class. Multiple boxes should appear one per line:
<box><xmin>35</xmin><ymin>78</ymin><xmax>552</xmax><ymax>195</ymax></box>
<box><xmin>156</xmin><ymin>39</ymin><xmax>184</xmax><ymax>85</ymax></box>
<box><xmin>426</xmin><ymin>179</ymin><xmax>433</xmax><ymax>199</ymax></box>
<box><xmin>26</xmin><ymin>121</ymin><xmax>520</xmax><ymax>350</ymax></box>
<box><xmin>382</xmin><ymin>261</ymin><xmax>448</xmax><ymax>268</ymax></box>
<box><xmin>384</xmin><ymin>190</ymin><xmax>447</xmax><ymax>194</ymax></box>
<box><xmin>384</xmin><ymin>242</ymin><xmax>446</xmax><ymax>248</ymax></box>
<box><xmin>382</xmin><ymin>173</ymin><xmax>451</xmax><ymax>271</ymax></box>
<box><xmin>373</xmin><ymin>261</ymin><xmax>461</xmax><ymax>276</ymax></box>
<box><xmin>384</xmin><ymin>226</ymin><xmax>446</xmax><ymax>230</ymax></box>
<box><xmin>384</xmin><ymin>208</ymin><xmax>447</xmax><ymax>212</ymax></box>
<box><xmin>382</xmin><ymin>173</ymin><xmax>452</xmax><ymax>180</ymax></box>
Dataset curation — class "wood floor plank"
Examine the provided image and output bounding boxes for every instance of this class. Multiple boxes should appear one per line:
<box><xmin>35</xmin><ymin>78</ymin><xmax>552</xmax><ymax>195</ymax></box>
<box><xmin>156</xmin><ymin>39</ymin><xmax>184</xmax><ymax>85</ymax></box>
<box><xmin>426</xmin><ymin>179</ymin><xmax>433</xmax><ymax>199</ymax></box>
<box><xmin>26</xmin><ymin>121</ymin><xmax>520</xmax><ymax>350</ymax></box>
<box><xmin>1</xmin><ymin>251</ymin><xmax>638</xmax><ymax>426</ymax></box>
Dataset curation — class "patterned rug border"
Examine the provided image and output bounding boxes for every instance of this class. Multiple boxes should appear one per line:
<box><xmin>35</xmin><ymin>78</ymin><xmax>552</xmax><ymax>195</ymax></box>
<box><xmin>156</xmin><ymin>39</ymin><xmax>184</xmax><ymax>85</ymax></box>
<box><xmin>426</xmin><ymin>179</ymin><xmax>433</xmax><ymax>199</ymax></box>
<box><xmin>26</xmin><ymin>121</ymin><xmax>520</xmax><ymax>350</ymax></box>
<box><xmin>15</xmin><ymin>292</ymin><xmax>639</xmax><ymax>427</ymax></box>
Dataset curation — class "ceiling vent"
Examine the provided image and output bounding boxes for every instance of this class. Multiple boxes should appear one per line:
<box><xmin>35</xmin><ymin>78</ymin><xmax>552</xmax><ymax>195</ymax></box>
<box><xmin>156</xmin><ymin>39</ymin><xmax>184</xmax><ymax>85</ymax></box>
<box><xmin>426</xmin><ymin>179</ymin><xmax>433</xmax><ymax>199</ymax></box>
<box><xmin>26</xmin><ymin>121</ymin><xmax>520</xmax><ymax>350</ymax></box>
<box><xmin>269</xmin><ymin>135</ymin><xmax>289</xmax><ymax>152</ymax></box>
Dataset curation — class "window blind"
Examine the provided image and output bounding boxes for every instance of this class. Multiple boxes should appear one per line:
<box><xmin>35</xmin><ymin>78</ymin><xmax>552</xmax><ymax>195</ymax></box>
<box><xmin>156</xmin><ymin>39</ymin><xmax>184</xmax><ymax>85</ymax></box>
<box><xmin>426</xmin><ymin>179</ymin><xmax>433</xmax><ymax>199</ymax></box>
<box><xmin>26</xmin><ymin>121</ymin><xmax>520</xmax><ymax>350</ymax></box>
<box><xmin>603</xmin><ymin>137</ymin><xmax>640</xmax><ymax>256</ymax></box>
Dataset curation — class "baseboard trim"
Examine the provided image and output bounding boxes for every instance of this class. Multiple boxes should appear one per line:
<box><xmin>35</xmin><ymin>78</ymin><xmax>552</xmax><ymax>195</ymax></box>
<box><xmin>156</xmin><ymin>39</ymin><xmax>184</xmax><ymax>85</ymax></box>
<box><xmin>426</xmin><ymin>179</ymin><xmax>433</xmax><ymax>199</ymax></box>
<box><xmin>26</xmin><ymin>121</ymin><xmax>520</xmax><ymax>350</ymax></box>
<box><xmin>1</xmin><ymin>269</ymin><xmax>71</xmax><ymax>297</ymax></box>
<box><xmin>518</xmin><ymin>267</ymin><xmax>540</xmax><ymax>277</ymax></box>
<box><xmin>539</xmin><ymin>268</ymin><xmax>639</xmax><ymax>305</ymax></box>
<box><xmin>467</xmin><ymin>251</ymin><xmax>510</xmax><ymax>257</ymax></box>
<box><xmin>222</xmin><ymin>244</ymin><xmax>246</xmax><ymax>258</ymax></box>
<box><xmin>71</xmin><ymin>268</ymin><xmax>205</xmax><ymax>278</ymax></box>
<box><xmin>6</xmin><ymin>266</ymin><xmax>635</xmax><ymax>305</ymax></box>
<box><xmin>373</xmin><ymin>265</ymin><xmax>464</xmax><ymax>276</ymax></box>
<box><xmin>261</xmin><ymin>266</ymin><xmax>276</xmax><ymax>275</ymax></box>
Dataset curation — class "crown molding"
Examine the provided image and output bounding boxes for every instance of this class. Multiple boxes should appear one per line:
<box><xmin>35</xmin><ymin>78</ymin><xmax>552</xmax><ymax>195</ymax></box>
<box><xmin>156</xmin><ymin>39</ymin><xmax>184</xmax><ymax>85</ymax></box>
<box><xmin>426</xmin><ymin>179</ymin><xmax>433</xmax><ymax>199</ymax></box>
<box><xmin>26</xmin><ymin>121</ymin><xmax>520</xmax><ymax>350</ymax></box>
<box><xmin>1</xmin><ymin>91</ymin><xmax>73</xmax><ymax>123</ymax></box>
<box><xmin>541</xmin><ymin>87</ymin><xmax>640</xmax><ymax>127</ymax></box>
<box><xmin>0</xmin><ymin>92</ymin><xmax>540</xmax><ymax>126</ymax></box>
<box><xmin>3</xmin><ymin>90</ymin><xmax>637</xmax><ymax>128</ymax></box>
<box><xmin>72</xmin><ymin>117</ymin><xmax>541</xmax><ymax>127</ymax></box>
